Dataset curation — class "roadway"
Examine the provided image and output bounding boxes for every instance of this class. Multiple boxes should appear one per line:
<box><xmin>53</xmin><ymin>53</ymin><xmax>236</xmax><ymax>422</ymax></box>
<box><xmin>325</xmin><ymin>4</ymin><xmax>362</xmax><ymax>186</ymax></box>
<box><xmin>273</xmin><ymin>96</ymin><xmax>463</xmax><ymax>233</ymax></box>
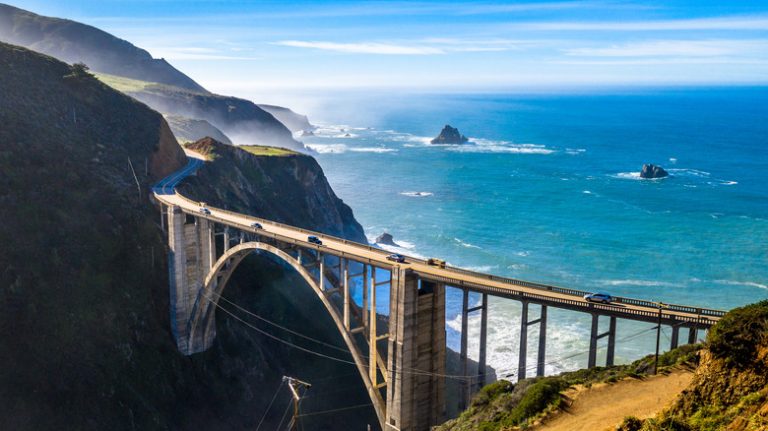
<box><xmin>154</xmin><ymin>155</ymin><xmax>724</xmax><ymax>328</ymax></box>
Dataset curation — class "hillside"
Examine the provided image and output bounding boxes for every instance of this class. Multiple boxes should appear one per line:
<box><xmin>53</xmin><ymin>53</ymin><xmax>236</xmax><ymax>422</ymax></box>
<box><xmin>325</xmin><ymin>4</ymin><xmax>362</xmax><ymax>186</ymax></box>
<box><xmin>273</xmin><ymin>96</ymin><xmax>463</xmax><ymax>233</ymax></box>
<box><xmin>0</xmin><ymin>3</ymin><xmax>206</xmax><ymax>92</ymax></box>
<box><xmin>0</xmin><ymin>42</ymin><xmax>377</xmax><ymax>430</ymax></box>
<box><xmin>180</xmin><ymin>137</ymin><xmax>366</xmax><ymax>242</ymax></box>
<box><xmin>258</xmin><ymin>104</ymin><xmax>315</xmax><ymax>132</ymax></box>
<box><xmin>164</xmin><ymin>115</ymin><xmax>233</xmax><ymax>145</ymax></box>
<box><xmin>0</xmin><ymin>4</ymin><xmax>311</xmax><ymax>150</ymax></box>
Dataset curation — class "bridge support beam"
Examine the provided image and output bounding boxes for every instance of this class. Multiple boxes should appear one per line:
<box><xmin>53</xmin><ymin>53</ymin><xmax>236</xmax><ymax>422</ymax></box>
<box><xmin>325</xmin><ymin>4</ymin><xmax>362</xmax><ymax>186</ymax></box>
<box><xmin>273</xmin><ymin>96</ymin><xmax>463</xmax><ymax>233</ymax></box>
<box><xmin>589</xmin><ymin>314</ymin><xmax>617</xmax><ymax>368</ymax></box>
<box><xmin>518</xmin><ymin>302</ymin><xmax>548</xmax><ymax>380</ymax></box>
<box><xmin>167</xmin><ymin>207</ymin><xmax>215</xmax><ymax>355</ymax></box>
<box><xmin>670</xmin><ymin>325</ymin><xmax>680</xmax><ymax>350</ymax></box>
<box><xmin>386</xmin><ymin>271</ymin><xmax>446</xmax><ymax>431</ymax></box>
<box><xmin>688</xmin><ymin>327</ymin><xmax>697</xmax><ymax>345</ymax></box>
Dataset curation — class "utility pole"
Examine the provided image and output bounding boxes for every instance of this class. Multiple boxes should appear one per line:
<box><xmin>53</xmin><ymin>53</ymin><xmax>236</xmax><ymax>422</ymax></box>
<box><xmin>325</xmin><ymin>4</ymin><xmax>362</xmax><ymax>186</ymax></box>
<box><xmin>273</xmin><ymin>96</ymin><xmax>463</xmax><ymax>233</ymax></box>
<box><xmin>283</xmin><ymin>376</ymin><xmax>311</xmax><ymax>431</ymax></box>
<box><xmin>654</xmin><ymin>302</ymin><xmax>667</xmax><ymax>375</ymax></box>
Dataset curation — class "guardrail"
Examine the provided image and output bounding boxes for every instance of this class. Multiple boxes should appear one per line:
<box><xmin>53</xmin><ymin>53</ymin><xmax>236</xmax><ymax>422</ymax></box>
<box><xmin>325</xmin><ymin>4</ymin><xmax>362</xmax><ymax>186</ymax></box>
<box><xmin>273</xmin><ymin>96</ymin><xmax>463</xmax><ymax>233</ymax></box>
<box><xmin>155</xmin><ymin>191</ymin><xmax>726</xmax><ymax>323</ymax></box>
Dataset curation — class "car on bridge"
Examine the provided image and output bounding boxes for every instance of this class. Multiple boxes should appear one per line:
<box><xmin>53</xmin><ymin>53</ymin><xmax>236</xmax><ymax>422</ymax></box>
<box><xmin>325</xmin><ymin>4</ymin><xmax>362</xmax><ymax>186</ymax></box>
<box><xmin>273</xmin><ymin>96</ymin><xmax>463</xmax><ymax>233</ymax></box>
<box><xmin>307</xmin><ymin>235</ymin><xmax>323</xmax><ymax>246</ymax></box>
<box><xmin>250</xmin><ymin>222</ymin><xmax>262</xmax><ymax>229</ymax></box>
<box><xmin>198</xmin><ymin>207</ymin><xmax>211</xmax><ymax>215</ymax></box>
<box><xmin>387</xmin><ymin>253</ymin><xmax>406</xmax><ymax>263</ymax></box>
<box><xmin>584</xmin><ymin>292</ymin><xmax>613</xmax><ymax>304</ymax></box>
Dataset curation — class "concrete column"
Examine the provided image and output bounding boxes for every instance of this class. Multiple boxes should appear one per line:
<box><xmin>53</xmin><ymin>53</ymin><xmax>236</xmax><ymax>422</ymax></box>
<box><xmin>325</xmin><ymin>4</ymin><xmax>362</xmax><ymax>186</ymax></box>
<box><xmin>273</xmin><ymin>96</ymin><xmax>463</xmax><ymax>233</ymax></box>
<box><xmin>459</xmin><ymin>288</ymin><xmax>469</xmax><ymax>410</ymax></box>
<box><xmin>671</xmin><ymin>325</ymin><xmax>680</xmax><ymax>350</ymax></box>
<box><xmin>160</xmin><ymin>204</ymin><xmax>166</xmax><ymax>234</ymax></box>
<box><xmin>386</xmin><ymin>271</ymin><xmax>446</xmax><ymax>431</ymax></box>
<box><xmin>606</xmin><ymin>316</ymin><xmax>617</xmax><ymax>367</ymax></box>
<box><xmin>537</xmin><ymin>305</ymin><xmax>547</xmax><ymax>377</ymax></box>
<box><xmin>362</xmin><ymin>265</ymin><xmax>369</xmax><ymax>328</ymax></box>
<box><xmin>370</xmin><ymin>267</ymin><xmax>377</xmax><ymax>386</ymax></box>
<box><xmin>318</xmin><ymin>253</ymin><xmax>324</xmax><ymax>291</ymax></box>
<box><xmin>343</xmin><ymin>258</ymin><xmax>350</xmax><ymax>330</ymax></box>
<box><xmin>478</xmin><ymin>293</ymin><xmax>488</xmax><ymax>388</ymax></box>
<box><xmin>518</xmin><ymin>301</ymin><xmax>529</xmax><ymax>380</ymax></box>
<box><xmin>167</xmin><ymin>206</ymin><xmax>188</xmax><ymax>352</ymax></box>
<box><xmin>223</xmin><ymin>228</ymin><xmax>230</xmax><ymax>253</ymax></box>
<box><xmin>588</xmin><ymin>314</ymin><xmax>599</xmax><ymax>368</ymax></box>
<box><xmin>688</xmin><ymin>327</ymin><xmax>697</xmax><ymax>345</ymax></box>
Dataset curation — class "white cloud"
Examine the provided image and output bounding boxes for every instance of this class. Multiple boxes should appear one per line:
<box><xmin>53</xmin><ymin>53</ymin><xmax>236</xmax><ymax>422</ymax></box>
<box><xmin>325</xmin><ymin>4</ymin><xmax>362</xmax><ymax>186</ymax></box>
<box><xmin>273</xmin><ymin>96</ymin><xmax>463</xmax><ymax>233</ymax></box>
<box><xmin>274</xmin><ymin>40</ymin><xmax>445</xmax><ymax>55</ymax></box>
<box><xmin>509</xmin><ymin>15</ymin><xmax>768</xmax><ymax>31</ymax></box>
<box><xmin>565</xmin><ymin>40</ymin><xmax>768</xmax><ymax>57</ymax></box>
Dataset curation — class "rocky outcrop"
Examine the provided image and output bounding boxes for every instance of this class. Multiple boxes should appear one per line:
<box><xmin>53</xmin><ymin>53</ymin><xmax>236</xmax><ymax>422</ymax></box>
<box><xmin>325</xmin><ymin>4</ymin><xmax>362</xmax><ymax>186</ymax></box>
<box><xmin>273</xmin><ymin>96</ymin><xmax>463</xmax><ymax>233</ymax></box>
<box><xmin>164</xmin><ymin>115</ymin><xmax>232</xmax><ymax>145</ymax></box>
<box><xmin>376</xmin><ymin>232</ymin><xmax>399</xmax><ymax>246</ymax></box>
<box><xmin>431</xmin><ymin>125</ymin><xmax>469</xmax><ymax>144</ymax></box>
<box><xmin>258</xmin><ymin>104</ymin><xmax>314</xmax><ymax>132</ymax></box>
<box><xmin>300</xmin><ymin>129</ymin><xmax>315</xmax><ymax>137</ymax></box>
<box><xmin>181</xmin><ymin>137</ymin><xmax>366</xmax><ymax>242</ymax></box>
<box><xmin>640</xmin><ymin>164</ymin><xmax>668</xmax><ymax>179</ymax></box>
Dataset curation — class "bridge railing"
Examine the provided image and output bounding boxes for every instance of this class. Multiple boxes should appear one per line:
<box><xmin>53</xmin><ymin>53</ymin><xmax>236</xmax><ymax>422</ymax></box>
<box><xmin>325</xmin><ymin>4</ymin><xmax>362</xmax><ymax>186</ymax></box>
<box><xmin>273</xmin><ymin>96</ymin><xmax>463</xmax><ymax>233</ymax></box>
<box><xmin>159</xmin><ymin>192</ymin><xmax>726</xmax><ymax>321</ymax></box>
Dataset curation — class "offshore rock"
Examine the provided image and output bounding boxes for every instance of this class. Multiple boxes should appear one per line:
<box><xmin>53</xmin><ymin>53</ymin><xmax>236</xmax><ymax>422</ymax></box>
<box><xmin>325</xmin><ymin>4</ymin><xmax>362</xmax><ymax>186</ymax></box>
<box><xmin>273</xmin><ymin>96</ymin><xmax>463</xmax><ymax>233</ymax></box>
<box><xmin>375</xmin><ymin>232</ymin><xmax>399</xmax><ymax>246</ymax></box>
<box><xmin>431</xmin><ymin>124</ymin><xmax>469</xmax><ymax>144</ymax></box>
<box><xmin>640</xmin><ymin>164</ymin><xmax>669</xmax><ymax>179</ymax></box>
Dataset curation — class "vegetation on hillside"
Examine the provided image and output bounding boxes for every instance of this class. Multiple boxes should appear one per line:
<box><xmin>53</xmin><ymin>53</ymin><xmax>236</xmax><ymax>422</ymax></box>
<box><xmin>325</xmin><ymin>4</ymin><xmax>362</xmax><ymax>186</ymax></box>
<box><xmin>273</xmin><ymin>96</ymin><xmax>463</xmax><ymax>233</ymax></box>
<box><xmin>437</xmin><ymin>344</ymin><xmax>699</xmax><ymax>431</ymax></box>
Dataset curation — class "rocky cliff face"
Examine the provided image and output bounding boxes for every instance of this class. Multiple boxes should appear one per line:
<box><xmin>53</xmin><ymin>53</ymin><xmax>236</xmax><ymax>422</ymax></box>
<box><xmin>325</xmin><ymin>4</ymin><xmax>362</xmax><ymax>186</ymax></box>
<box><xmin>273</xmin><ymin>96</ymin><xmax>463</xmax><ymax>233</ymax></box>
<box><xmin>180</xmin><ymin>137</ymin><xmax>366</xmax><ymax>242</ymax></box>
<box><xmin>258</xmin><ymin>104</ymin><xmax>315</xmax><ymax>132</ymax></box>
<box><xmin>0</xmin><ymin>43</ymin><xmax>376</xmax><ymax>430</ymax></box>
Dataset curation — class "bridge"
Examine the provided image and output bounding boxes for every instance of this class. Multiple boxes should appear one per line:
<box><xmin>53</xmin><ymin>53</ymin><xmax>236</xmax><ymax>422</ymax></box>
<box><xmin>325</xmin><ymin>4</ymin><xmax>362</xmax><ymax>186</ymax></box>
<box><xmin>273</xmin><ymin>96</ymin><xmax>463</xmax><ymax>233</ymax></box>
<box><xmin>153</xmin><ymin>157</ymin><xmax>725</xmax><ymax>431</ymax></box>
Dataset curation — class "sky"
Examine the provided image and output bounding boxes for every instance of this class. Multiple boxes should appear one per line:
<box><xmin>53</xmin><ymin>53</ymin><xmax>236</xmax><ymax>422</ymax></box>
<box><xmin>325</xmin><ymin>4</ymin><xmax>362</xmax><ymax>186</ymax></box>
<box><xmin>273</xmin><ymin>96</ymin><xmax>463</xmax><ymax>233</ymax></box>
<box><xmin>12</xmin><ymin>0</ymin><xmax>768</xmax><ymax>95</ymax></box>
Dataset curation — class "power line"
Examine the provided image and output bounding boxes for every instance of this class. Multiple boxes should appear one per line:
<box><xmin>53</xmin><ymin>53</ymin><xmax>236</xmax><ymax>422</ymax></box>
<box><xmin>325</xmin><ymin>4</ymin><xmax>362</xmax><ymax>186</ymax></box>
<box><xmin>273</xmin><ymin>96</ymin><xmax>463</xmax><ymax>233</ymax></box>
<box><xmin>276</xmin><ymin>398</ymin><xmax>294</xmax><ymax>431</ymax></box>
<box><xmin>296</xmin><ymin>403</ymin><xmax>374</xmax><ymax>418</ymax></box>
<box><xmin>255</xmin><ymin>380</ymin><xmax>284</xmax><ymax>431</ymax></box>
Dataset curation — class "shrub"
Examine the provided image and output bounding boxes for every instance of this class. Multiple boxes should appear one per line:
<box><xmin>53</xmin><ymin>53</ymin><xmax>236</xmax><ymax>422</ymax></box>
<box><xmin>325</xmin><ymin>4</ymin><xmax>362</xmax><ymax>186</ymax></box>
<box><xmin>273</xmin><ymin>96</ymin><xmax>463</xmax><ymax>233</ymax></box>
<box><xmin>707</xmin><ymin>300</ymin><xmax>768</xmax><ymax>368</ymax></box>
<box><xmin>617</xmin><ymin>416</ymin><xmax>643</xmax><ymax>431</ymax></box>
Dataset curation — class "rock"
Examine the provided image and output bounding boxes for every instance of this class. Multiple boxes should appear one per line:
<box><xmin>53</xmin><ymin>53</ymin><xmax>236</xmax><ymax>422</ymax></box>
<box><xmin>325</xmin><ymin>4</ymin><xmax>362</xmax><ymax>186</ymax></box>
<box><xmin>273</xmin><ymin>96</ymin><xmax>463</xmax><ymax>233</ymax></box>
<box><xmin>431</xmin><ymin>124</ymin><xmax>469</xmax><ymax>144</ymax></box>
<box><xmin>640</xmin><ymin>164</ymin><xmax>669</xmax><ymax>179</ymax></box>
<box><xmin>300</xmin><ymin>130</ymin><xmax>314</xmax><ymax>137</ymax></box>
<box><xmin>344</xmin><ymin>133</ymin><xmax>351</xmax><ymax>137</ymax></box>
<box><xmin>375</xmin><ymin>232</ymin><xmax>398</xmax><ymax>246</ymax></box>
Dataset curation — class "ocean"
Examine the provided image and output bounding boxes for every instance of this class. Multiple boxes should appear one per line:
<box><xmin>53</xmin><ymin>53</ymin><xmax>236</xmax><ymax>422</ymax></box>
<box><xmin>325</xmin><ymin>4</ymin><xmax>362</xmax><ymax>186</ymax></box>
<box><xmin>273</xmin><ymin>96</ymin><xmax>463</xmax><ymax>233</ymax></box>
<box><xmin>293</xmin><ymin>87</ymin><xmax>768</xmax><ymax>378</ymax></box>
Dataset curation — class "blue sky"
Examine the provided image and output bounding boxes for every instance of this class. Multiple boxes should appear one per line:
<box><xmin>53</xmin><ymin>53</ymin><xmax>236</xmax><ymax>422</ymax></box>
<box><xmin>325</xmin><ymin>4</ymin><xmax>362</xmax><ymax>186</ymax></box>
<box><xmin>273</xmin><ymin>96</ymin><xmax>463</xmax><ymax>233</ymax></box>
<box><xmin>13</xmin><ymin>1</ymin><xmax>768</xmax><ymax>95</ymax></box>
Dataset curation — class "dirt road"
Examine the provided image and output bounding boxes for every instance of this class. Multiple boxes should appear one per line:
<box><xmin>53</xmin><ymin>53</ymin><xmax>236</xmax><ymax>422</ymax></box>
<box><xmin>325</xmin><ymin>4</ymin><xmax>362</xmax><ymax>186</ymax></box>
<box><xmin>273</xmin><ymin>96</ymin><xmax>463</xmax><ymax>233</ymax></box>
<box><xmin>534</xmin><ymin>369</ymin><xmax>693</xmax><ymax>431</ymax></box>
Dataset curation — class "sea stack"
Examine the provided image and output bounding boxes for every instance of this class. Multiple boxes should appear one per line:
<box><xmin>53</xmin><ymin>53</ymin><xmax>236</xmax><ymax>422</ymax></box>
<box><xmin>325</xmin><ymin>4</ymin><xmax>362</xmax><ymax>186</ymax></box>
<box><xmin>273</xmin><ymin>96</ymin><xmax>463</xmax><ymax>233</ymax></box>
<box><xmin>640</xmin><ymin>164</ymin><xmax>669</xmax><ymax>179</ymax></box>
<box><xmin>375</xmin><ymin>232</ymin><xmax>399</xmax><ymax>247</ymax></box>
<box><xmin>431</xmin><ymin>125</ymin><xmax>469</xmax><ymax>144</ymax></box>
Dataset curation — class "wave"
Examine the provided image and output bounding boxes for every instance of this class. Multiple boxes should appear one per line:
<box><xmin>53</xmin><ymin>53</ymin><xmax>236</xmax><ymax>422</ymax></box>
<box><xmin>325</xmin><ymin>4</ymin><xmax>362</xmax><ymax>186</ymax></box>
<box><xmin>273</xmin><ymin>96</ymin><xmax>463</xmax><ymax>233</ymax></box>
<box><xmin>667</xmin><ymin>168</ymin><xmax>711</xmax><ymax>177</ymax></box>
<box><xmin>306</xmin><ymin>143</ymin><xmax>347</xmax><ymax>154</ymax></box>
<box><xmin>446</xmin><ymin>138</ymin><xmax>555</xmax><ymax>154</ymax></box>
<box><xmin>400</xmin><ymin>191</ymin><xmax>433</xmax><ymax>197</ymax></box>
<box><xmin>463</xmin><ymin>265</ymin><xmax>497</xmax><ymax>272</ymax></box>
<box><xmin>714</xmin><ymin>279</ymin><xmax>768</xmax><ymax>290</ymax></box>
<box><xmin>566</xmin><ymin>148</ymin><xmax>587</xmax><ymax>155</ymax></box>
<box><xmin>454</xmin><ymin>238</ymin><xmax>481</xmax><ymax>249</ymax></box>
<box><xmin>349</xmin><ymin>147</ymin><xmax>398</xmax><ymax>153</ymax></box>
<box><xmin>599</xmin><ymin>279</ymin><xmax>683</xmax><ymax>288</ymax></box>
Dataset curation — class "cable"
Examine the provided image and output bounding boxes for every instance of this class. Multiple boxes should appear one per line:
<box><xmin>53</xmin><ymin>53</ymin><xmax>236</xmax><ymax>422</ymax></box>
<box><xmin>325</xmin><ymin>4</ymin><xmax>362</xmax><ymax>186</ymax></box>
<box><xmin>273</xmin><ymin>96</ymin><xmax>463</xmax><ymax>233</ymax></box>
<box><xmin>204</xmin><ymin>291</ymin><xmax>484</xmax><ymax>382</ymax></box>
<box><xmin>296</xmin><ymin>403</ymin><xmax>374</xmax><ymax>418</ymax></box>
<box><xmin>208</xmin><ymin>288</ymin><xmax>350</xmax><ymax>354</ymax></box>
<box><xmin>276</xmin><ymin>398</ymin><xmax>293</xmax><ymax>431</ymax></box>
<box><xmin>255</xmin><ymin>380</ymin><xmax>284</xmax><ymax>431</ymax></box>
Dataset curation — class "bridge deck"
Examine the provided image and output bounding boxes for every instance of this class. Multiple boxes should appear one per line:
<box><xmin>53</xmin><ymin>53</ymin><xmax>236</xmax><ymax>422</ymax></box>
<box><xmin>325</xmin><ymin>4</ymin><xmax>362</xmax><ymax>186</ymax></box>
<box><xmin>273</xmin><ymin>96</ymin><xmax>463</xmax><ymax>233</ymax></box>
<box><xmin>154</xmin><ymin>191</ymin><xmax>724</xmax><ymax>328</ymax></box>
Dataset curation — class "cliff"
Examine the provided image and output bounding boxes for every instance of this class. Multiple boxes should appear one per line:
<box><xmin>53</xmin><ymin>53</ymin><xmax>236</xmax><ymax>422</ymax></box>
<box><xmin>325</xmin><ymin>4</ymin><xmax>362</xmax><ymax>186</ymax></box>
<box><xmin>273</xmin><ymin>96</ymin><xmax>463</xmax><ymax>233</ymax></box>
<box><xmin>258</xmin><ymin>104</ymin><xmax>315</xmax><ymax>132</ymax></box>
<box><xmin>0</xmin><ymin>43</ymin><xmax>376</xmax><ymax>430</ymax></box>
<box><xmin>164</xmin><ymin>114</ymin><xmax>233</xmax><ymax>145</ymax></box>
<box><xmin>181</xmin><ymin>137</ymin><xmax>366</xmax><ymax>242</ymax></box>
<box><xmin>0</xmin><ymin>3</ymin><xmax>206</xmax><ymax>93</ymax></box>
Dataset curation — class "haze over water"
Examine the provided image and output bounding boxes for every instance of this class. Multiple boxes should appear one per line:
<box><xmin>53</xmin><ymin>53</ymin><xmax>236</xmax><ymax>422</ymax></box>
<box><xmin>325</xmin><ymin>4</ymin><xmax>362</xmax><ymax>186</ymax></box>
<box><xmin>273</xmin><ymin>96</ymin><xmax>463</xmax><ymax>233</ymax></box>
<box><xmin>298</xmin><ymin>87</ymin><xmax>768</xmax><ymax>378</ymax></box>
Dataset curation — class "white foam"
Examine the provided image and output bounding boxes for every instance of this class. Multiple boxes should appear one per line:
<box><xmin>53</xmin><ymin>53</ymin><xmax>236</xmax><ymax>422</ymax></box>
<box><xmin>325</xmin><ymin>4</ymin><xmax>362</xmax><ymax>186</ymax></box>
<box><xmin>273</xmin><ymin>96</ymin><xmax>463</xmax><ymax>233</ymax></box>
<box><xmin>349</xmin><ymin>147</ymin><xmax>398</xmax><ymax>153</ymax></box>
<box><xmin>400</xmin><ymin>191</ymin><xmax>433</xmax><ymax>197</ymax></box>
<box><xmin>566</xmin><ymin>148</ymin><xmax>587</xmax><ymax>155</ymax></box>
<box><xmin>515</xmin><ymin>251</ymin><xmax>530</xmax><ymax>257</ymax></box>
<box><xmin>463</xmin><ymin>265</ymin><xmax>497</xmax><ymax>272</ymax></box>
<box><xmin>454</xmin><ymin>238</ymin><xmax>481</xmax><ymax>249</ymax></box>
<box><xmin>667</xmin><ymin>168</ymin><xmax>711</xmax><ymax>177</ymax></box>
<box><xmin>306</xmin><ymin>143</ymin><xmax>347</xmax><ymax>154</ymax></box>
<box><xmin>599</xmin><ymin>279</ymin><xmax>683</xmax><ymax>288</ymax></box>
<box><xmin>669</xmin><ymin>157</ymin><xmax>678</xmax><ymax>164</ymax></box>
<box><xmin>614</xmin><ymin>172</ymin><xmax>642</xmax><ymax>180</ymax></box>
<box><xmin>582</xmin><ymin>190</ymin><xmax>593</xmax><ymax>194</ymax></box>
<box><xmin>714</xmin><ymin>280</ymin><xmax>768</xmax><ymax>290</ymax></box>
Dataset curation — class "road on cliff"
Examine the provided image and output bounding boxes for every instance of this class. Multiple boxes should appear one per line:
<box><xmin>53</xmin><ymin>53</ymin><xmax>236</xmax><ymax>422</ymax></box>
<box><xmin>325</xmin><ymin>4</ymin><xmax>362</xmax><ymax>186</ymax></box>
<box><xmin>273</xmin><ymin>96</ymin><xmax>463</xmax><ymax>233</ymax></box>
<box><xmin>533</xmin><ymin>369</ymin><xmax>693</xmax><ymax>431</ymax></box>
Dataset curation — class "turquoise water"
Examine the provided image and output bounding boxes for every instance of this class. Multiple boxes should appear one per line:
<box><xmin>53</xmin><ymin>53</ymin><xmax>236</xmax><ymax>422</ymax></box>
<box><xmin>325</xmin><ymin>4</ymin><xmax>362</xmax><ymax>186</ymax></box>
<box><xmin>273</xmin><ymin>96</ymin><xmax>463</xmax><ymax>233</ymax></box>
<box><xmin>299</xmin><ymin>88</ymin><xmax>768</xmax><ymax>377</ymax></box>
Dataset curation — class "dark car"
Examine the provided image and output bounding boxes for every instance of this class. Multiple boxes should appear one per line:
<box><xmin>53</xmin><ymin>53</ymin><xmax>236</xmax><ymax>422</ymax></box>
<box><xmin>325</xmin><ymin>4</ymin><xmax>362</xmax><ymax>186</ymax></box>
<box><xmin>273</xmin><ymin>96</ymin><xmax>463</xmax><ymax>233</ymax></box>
<box><xmin>386</xmin><ymin>253</ymin><xmax>406</xmax><ymax>263</ymax></box>
<box><xmin>584</xmin><ymin>292</ymin><xmax>613</xmax><ymax>304</ymax></box>
<box><xmin>307</xmin><ymin>235</ymin><xmax>323</xmax><ymax>245</ymax></box>
<box><xmin>250</xmin><ymin>222</ymin><xmax>263</xmax><ymax>229</ymax></box>
<box><xmin>198</xmin><ymin>207</ymin><xmax>211</xmax><ymax>215</ymax></box>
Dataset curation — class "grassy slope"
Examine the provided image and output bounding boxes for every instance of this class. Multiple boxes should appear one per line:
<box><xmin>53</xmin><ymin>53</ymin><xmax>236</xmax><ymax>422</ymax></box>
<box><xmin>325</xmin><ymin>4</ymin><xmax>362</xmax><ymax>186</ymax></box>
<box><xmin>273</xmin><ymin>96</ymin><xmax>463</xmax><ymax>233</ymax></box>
<box><xmin>437</xmin><ymin>345</ymin><xmax>700</xmax><ymax>431</ymax></box>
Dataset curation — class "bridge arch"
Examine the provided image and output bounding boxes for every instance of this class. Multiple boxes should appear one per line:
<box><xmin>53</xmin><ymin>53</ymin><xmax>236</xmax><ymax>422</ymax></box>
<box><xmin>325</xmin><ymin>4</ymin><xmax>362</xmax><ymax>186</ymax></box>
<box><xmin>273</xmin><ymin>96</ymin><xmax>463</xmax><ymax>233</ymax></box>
<box><xmin>186</xmin><ymin>241</ymin><xmax>387</xmax><ymax>424</ymax></box>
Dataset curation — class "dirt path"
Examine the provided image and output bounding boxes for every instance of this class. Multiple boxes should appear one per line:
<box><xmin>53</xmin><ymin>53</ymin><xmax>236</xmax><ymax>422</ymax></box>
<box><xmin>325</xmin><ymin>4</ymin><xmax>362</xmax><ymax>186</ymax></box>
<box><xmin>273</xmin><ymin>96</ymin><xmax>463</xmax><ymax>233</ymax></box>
<box><xmin>534</xmin><ymin>369</ymin><xmax>693</xmax><ymax>431</ymax></box>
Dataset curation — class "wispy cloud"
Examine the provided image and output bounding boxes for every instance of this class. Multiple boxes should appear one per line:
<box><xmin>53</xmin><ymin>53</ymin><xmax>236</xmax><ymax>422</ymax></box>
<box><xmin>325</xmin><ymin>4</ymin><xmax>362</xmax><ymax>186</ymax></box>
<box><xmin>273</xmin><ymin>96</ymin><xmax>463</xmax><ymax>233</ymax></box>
<box><xmin>509</xmin><ymin>15</ymin><xmax>768</xmax><ymax>31</ymax></box>
<box><xmin>565</xmin><ymin>40</ymin><xmax>768</xmax><ymax>57</ymax></box>
<box><xmin>274</xmin><ymin>41</ymin><xmax>445</xmax><ymax>55</ymax></box>
<box><xmin>147</xmin><ymin>46</ymin><xmax>263</xmax><ymax>61</ymax></box>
